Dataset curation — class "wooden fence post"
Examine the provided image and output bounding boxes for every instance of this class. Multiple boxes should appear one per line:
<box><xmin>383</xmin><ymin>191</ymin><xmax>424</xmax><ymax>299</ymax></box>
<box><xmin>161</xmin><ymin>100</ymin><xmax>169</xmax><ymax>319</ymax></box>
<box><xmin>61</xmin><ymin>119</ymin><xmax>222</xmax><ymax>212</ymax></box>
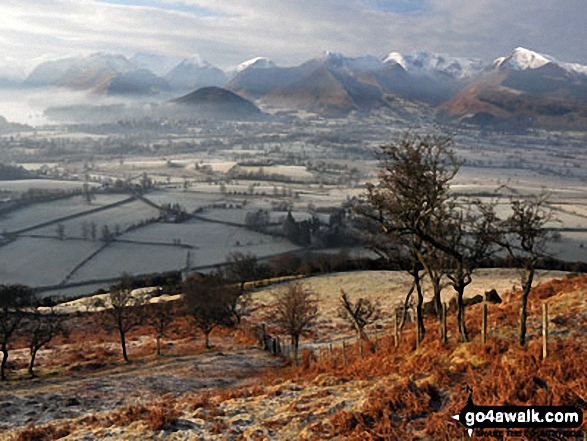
<box><xmin>261</xmin><ymin>323</ymin><xmax>267</xmax><ymax>350</ymax></box>
<box><xmin>342</xmin><ymin>341</ymin><xmax>347</xmax><ymax>366</ymax></box>
<box><xmin>441</xmin><ymin>302</ymin><xmax>447</xmax><ymax>345</ymax></box>
<box><xmin>542</xmin><ymin>303</ymin><xmax>548</xmax><ymax>359</ymax></box>
<box><xmin>482</xmin><ymin>303</ymin><xmax>488</xmax><ymax>344</ymax></box>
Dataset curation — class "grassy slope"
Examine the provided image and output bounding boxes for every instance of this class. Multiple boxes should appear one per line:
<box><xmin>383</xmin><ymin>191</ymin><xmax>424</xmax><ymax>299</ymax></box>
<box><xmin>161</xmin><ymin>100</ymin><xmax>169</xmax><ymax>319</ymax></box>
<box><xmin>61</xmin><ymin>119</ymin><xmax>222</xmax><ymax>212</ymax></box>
<box><xmin>4</xmin><ymin>273</ymin><xmax>587</xmax><ymax>440</ymax></box>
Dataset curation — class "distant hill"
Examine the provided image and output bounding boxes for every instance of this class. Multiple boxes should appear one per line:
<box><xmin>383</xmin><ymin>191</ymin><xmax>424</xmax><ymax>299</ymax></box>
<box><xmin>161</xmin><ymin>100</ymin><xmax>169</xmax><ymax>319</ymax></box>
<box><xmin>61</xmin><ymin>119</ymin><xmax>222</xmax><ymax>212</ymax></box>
<box><xmin>9</xmin><ymin>47</ymin><xmax>587</xmax><ymax>128</ymax></box>
<box><xmin>170</xmin><ymin>87</ymin><xmax>262</xmax><ymax>119</ymax></box>
<box><xmin>438</xmin><ymin>48</ymin><xmax>587</xmax><ymax>130</ymax></box>
<box><xmin>228</xmin><ymin>52</ymin><xmax>464</xmax><ymax>116</ymax></box>
<box><xmin>0</xmin><ymin>115</ymin><xmax>33</xmax><ymax>133</ymax></box>
<box><xmin>164</xmin><ymin>55</ymin><xmax>227</xmax><ymax>93</ymax></box>
<box><xmin>106</xmin><ymin>69</ymin><xmax>171</xmax><ymax>96</ymax></box>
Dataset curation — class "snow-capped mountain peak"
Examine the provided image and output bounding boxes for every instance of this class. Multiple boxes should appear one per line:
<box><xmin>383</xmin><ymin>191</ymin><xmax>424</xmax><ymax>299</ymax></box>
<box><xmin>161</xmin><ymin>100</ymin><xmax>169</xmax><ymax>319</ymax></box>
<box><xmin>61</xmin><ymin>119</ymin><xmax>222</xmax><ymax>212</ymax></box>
<box><xmin>493</xmin><ymin>47</ymin><xmax>587</xmax><ymax>76</ymax></box>
<box><xmin>383</xmin><ymin>50</ymin><xmax>486</xmax><ymax>80</ymax></box>
<box><xmin>180</xmin><ymin>54</ymin><xmax>211</xmax><ymax>68</ymax></box>
<box><xmin>493</xmin><ymin>47</ymin><xmax>553</xmax><ymax>70</ymax></box>
<box><xmin>383</xmin><ymin>52</ymin><xmax>407</xmax><ymax>70</ymax></box>
<box><xmin>236</xmin><ymin>57</ymin><xmax>276</xmax><ymax>72</ymax></box>
<box><xmin>130</xmin><ymin>52</ymin><xmax>183</xmax><ymax>76</ymax></box>
<box><xmin>320</xmin><ymin>52</ymin><xmax>384</xmax><ymax>71</ymax></box>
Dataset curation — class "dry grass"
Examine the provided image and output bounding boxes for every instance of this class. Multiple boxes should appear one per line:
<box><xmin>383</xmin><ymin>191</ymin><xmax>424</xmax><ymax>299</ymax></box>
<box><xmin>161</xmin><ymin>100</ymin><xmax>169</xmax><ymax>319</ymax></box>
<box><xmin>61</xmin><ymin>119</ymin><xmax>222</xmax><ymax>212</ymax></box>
<box><xmin>13</xmin><ymin>424</ymin><xmax>72</xmax><ymax>441</ymax></box>
<box><xmin>287</xmin><ymin>274</ymin><xmax>587</xmax><ymax>440</ymax></box>
<box><xmin>4</xmin><ymin>273</ymin><xmax>586</xmax><ymax>440</ymax></box>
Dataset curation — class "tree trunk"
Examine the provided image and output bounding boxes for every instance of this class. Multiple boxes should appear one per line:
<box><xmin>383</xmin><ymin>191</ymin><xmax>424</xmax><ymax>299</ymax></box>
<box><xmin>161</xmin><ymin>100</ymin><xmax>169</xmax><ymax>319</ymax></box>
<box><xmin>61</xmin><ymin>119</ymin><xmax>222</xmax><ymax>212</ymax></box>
<box><xmin>1</xmin><ymin>344</ymin><xmax>8</xmax><ymax>381</ymax></box>
<box><xmin>519</xmin><ymin>268</ymin><xmax>534</xmax><ymax>346</ymax></box>
<box><xmin>292</xmin><ymin>335</ymin><xmax>299</xmax><ymax>366</ymax></box>
<box><xmin>204</xmin><ymin>330</ymin><xmax>211</xmax><ymax>349</ymax></box>
<box><xmin>156</xmin><ymin>335</ymin><xmax>162</xmax><ymax>356</ymax></box>
<box><xmin>119</xmin><ymin>329</ymin><xmax>129</xmax><ymax>363</ymax></box>
<box><xmin>433</xmin><ymin>280</ymin><xmax>442</xmax><ymax>322</ymax></box>
<box><xmin>456</xmin><ymin>284</ymin><xmax>469</xmax><ymax>342</ymax></box>
<box><xmin>415</xmin><ymin>274</ymin><xmax>425</xmax><ymax>346</ymax></box>
<box><xmin>399</xmin><ymin>282</ymin><xmax>415</xmax><ymax>332</ymax></box>
<box><xmin>28</xmin><ymin>347</ymin><xmax>38</xmax><ymax>377</ymax></box>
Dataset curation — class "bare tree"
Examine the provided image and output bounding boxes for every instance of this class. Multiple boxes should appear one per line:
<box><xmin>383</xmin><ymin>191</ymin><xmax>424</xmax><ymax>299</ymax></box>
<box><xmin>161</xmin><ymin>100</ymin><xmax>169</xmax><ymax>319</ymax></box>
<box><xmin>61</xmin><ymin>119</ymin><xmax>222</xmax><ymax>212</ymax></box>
<box><xmin>272</xmin><ymin>282</ymin><xmax>319</xmax><ymax>366</ymax></box>
<box><xmin>222</xmin><ymin>252</ymin><xmax>261</xmax><ymax>325</ymax></box>
<box><xmin>413</xmin><ymin>198</ymin><xmax>498</xmax><ymax>343</ymax></box>
<box><xmin>0</xmin><ymin>285</ymin><xmax>34</xmax><ymax>380</ymax></box>
<box><xmin>338</xmin><ymin>290</ymin><xmax>380</xmax><ymax>352</ymax></box>
<box><xmin>184</xmin><ymin>274</ymin><xmax>238</xmax><ymax>349</ymax></box>
<box><xmin>356</xmin><ymin>132</ymin><xmax>460</xmax><ymax>344</ymax></box>
<box><xmin>22</xmin><ymin>307</ymin><xmax>68</xmax><ymax>377</ymax></box>
<box><xmin>104</xmin><ymin>278</ymin><xmax>145</xmax><ymax>362</ymax></box>
<box><xmin>144</xmin><ymin>300</ymin><xmax>177</xmax><ymax>356</ymax></box>
<box><xmin>224</xmin><ymin>251</ymin><xmax>260</xmax><ymax>292</ymax></box>
<box><xmin>500</xmin><ymin>193</ymin><xmax>557</xmax><ymax>346</ymax></box>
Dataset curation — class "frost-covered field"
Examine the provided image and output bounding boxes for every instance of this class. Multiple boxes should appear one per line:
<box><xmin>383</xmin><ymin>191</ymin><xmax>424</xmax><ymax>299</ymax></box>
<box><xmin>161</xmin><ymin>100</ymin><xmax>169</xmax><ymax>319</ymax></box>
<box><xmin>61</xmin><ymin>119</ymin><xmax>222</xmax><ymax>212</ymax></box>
<box><xmin>66</xmin><ymin>242</ymin><xmax>187</xmax><ymax>283</ymax></box>
<box><xmin>0</xmin><ymin>179</ymin><xmax>99</xmax><ymax>193</ymax></box>
<box><xmin>550</xmin><ymin>232</ymin><xmax>587</xmax><ymax>262</ymax></box>
<box><xmin>0</xmin><ymin>194</ymin><xmax>129</xmax><ymax>233</ymax></box>
<box><xmin>252</xmin><ymin>269</ymin><xmax>569</xmax><ymax>332</ymax></box>
<box><xmin>122</xmin><ymin>220</ymin><xmax>300</xmax><ymax>265</ymax></box>
<box><xmin>0</xmin><ymin>237</ymin><xmax>102</xmax><ymax>287</ymax></box>
<box><xmin>30</xmin><ymin>199</ymin><xmax>161</xmax><ymax>237</ymax></box>
<box><xmin>142</xmin><ymin>190</ymin><xmax>219</xmax><ymax>213</ymax></box>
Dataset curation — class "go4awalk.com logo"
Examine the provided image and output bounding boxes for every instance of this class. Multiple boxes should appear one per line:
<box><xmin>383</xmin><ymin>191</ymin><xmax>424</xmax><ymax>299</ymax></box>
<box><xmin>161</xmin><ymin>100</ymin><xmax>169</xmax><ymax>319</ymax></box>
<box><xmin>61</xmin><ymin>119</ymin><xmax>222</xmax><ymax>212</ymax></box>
<box><xmin>452</xmin><ymin>389</ymin><xmax>583</xmax><ymax>438</ymax></box>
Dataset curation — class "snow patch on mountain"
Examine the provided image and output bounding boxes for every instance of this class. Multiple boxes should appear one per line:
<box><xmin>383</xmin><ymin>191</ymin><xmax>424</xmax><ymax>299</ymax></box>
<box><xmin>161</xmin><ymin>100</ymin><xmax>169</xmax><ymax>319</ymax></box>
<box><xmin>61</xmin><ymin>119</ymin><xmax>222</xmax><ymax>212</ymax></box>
<box><xmin>383</xmin><ymin>50</ymin><xmax>486</xmax><ymax>80</ymax></box>
<box><xmin>130</xmin><ymin>52</ymin><xmax>183</xmax><ymax>77</ymax></box>
<box><xmin>493</xmin><ymin>47</ymin><xmax>587</xmax><ymax>76</ymax></box>
<box><xmin>178</xmin><ymin>54</ymin><xmax>212</xmax><ymax>69</ymax></box>
<box><xmin>493</xmin><ymin>47</ymin><xmax>552</xmax><ymax>70</ymax></box>
<box><xmin>236</xmin><ymin>57</ymin><xmax>276</xmax><ymax>73</ymax></box>
<box><xmin>321</xmin><ymin>52</ymin><xmax>385</xmax><ymax>72</ymax></box>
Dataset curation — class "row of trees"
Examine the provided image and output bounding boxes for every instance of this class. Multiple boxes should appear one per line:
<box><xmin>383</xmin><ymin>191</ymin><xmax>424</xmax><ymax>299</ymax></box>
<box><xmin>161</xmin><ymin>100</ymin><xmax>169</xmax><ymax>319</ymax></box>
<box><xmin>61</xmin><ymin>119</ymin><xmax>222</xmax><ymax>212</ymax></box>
<box><xmin>358</xmin><ymin>132</ymin><xmax>556</xmax><ymax>346</ymax></box>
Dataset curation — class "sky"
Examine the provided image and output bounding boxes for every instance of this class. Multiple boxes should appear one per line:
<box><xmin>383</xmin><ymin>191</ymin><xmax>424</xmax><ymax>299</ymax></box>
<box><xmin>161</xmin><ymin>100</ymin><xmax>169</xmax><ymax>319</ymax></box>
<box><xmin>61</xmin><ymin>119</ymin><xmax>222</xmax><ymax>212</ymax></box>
<box><xmin>0</xmin><ymin>0</ymin><xmax>586</xmax><ymax>73</ymax></box>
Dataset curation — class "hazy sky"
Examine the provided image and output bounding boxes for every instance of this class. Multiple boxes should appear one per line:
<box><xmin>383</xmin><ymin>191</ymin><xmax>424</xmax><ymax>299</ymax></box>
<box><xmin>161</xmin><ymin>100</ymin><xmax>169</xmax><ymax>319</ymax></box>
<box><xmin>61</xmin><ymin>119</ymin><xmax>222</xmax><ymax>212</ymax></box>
<box><xmin>1</xmin><ymin>0</ymin><xmax>586</xmax><ymax>71</ymax></box>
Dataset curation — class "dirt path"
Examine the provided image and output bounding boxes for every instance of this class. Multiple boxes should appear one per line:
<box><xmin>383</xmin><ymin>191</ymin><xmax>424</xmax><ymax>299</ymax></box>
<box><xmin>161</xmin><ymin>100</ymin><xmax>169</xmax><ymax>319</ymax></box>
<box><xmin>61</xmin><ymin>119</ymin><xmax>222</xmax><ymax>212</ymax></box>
<box><xmin>0</xmin><ymin>347</ymin><xmax>282</xmax><ymax>431</ymax></box>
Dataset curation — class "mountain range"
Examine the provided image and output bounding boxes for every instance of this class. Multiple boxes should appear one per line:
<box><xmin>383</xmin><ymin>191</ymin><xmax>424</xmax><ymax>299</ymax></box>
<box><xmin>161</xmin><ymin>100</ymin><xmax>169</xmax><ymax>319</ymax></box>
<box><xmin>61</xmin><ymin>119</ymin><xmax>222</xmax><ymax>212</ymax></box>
<box><xmin>2</xmin><ymin>47</ymin><xmax>587</xmax><ymax>128</ymax></box>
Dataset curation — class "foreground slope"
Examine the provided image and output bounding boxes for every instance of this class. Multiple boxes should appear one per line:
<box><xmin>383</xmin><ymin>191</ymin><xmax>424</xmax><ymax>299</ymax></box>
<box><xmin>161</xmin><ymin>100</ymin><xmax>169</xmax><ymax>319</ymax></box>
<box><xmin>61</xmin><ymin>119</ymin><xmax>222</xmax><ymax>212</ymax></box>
<box><xmin>4</xmin><ymin>271</ymin><xmax>586</xmax><ymax>440</ymax></box>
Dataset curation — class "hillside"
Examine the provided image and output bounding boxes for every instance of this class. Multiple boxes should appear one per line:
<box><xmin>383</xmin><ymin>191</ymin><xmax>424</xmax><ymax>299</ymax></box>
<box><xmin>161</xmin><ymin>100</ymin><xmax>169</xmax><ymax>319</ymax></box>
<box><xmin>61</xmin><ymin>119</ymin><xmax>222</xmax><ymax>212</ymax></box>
<box><xmin>170</xmin><ymin>87</ymin><xmax>263</xmax><ymax>119</ymax></box>
<box><xmin>3</xmin><ymin>270</ymin><xmax>586</xmax><ymax>440</ymax></box>
<box><xmin>438</xmin><ymin>50</ymin><xmax>587</xmax><ymax>130</ymax></box>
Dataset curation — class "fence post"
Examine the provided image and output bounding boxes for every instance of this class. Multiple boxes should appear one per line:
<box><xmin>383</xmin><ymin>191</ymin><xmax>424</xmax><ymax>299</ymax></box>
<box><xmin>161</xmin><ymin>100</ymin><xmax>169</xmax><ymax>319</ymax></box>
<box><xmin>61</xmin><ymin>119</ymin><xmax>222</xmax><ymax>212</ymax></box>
<box><xmin>272</xmin><ymin>338</ymin><xmax>277</xmax><ymax>356</ymax></box>
<box><xmin>342</xmin><ymin>341</ymin><xmax>347</xmax><ymax>366</ymax></box>
<box><xmin>261</xmin><ymin>323</ymin><xmax>268</xmax><ymax>350</ymax></box>
<box><xmin>482</xmin><ymin>303</ymin><xmax>488</xmax><ymax>344</ymax></box>
<box><xmin>441</xmin><ymin>302</ymin><xmax>447</xmax><ymax>345</ymax></box>
<box><xmin>542</xmin><ymin>303</ymin><xmax>548</xmax><ymax>359</ymax></box>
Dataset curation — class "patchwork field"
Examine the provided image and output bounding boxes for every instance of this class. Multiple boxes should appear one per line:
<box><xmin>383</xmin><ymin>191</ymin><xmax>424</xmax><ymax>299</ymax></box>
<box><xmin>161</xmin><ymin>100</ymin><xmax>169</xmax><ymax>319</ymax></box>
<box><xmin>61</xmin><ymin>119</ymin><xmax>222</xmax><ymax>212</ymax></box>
<box><xmin>0</xmin><ymin>194</ymin><xmax>129</xmax><ymax>234</ymax></box>
<box><xmin>0</xmin><ymin>237</ymin><xmax>102</xmax><ymax>287</ymax></box>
